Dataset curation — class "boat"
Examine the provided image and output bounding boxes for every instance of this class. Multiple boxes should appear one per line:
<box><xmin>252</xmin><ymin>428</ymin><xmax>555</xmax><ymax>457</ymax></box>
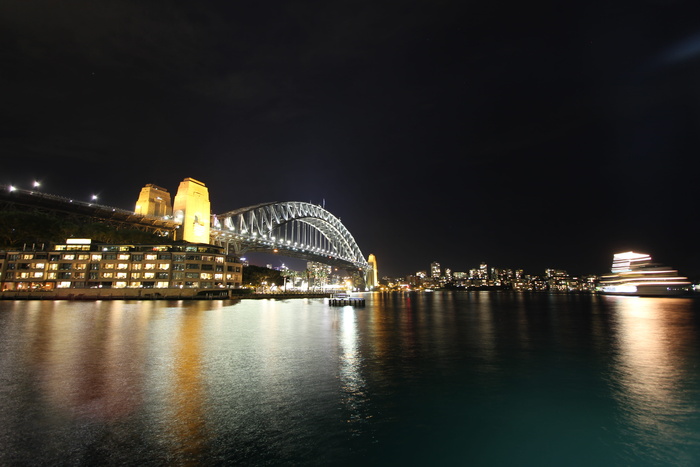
<box><xmin>598</xmin><ymin>251</ymin><xmax>692</xmax><ymax>296</ymax></box>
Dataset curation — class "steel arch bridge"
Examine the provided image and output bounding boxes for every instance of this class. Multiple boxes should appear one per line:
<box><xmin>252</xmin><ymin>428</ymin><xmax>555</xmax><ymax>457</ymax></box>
<box><xmin>210</xmin><ymin>201</ymin><xmax>370</xmax><ymax>272</ymax></box>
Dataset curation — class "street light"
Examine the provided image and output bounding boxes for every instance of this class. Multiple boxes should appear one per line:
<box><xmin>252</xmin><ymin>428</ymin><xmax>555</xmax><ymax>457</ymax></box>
<box><xmin>91</xmin><ymin>194</ymin><xmax>98</xmax><ymax>201</ymax></box>
<box><xmin>8</xmin><ymin>185</ymin><xmax>16</xmax><ymax>192</ymax></box>
<box><xmin>33</xmin><ymin>181</ymin><xmax>41</xmax><ymax>189</ymax></box>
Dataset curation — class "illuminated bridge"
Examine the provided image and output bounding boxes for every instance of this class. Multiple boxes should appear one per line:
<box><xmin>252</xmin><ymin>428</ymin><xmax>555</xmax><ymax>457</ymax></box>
<box><xmin>211</xmin><ymin>202</ymin><xmax>370</xmax><ymax>271</ymax></box>
<box><xmin>0</xmin><ymin>179</ymin><xmax>372</xmax><ymax>277</ymax></box>
<box><xmin>1</xmin><ymin>184</ymin><xmax>371</xmax><ymax>274</ymax></box>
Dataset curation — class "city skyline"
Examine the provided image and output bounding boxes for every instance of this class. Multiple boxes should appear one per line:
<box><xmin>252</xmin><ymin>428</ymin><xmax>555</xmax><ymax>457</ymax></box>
<box><xmin>2</xmin><ymin>1</ymin><xmax>700</xmax><ymax>277</ymax></box>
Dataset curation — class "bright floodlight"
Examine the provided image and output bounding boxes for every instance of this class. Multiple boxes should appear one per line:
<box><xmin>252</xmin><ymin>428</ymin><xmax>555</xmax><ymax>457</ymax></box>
<box><xmin>8</xmin><ymin>185</ymin><xmax>16</xmax><ymax>192</ymax></box>
<box><xmin>91</xmin><ymin>194</ymin><xmax>98</xmax><ymax>201</ymax></box>
<box><xmin>33</xmin><ymin>181</ymin><xmax>41</xmax><ymax>188</ymax></box>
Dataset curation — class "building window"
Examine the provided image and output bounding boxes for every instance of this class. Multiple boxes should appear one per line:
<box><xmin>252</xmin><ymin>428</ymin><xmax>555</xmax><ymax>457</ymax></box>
<box><xmin>185</xmin><ymin>272</ymin><xmax>199</xmax><ymax>279</ymax></box>
<box><xmin>186</xmin><ymin>263</ymin><xmax>200</xmax><ymax>270</ymax></box>
<box><xmin>102</xmin><ymin>272</ymin><xmax>114</xmax><ymax>278</ymax></box>
<box><xmin>57</xmin><ymin>281</ymin><xmax>71</xmax><ymax>288</ymax></box>
<box><xmin>22</xmin><ymin>254</ymin><xmax>34</xmax><ymax>260</ymax></box>
<box><xmin>78</xmin><ymin>254</ymin><xmax>90</xmax><ymax>261</ymax></box>
<box><xmin>201</xmin><ymin>264</ymin><xmax>213</xmax><ymax>271</ymax></box>
<box><xmin>132</xmin><ymin>263</ymin><xmax>142</xmax><ymax>270</ymax></box>
<box><xmin>157</xmin><ymin>263</ymin><xmax>170</xmax><ymax>270</ymax></box>
<box><xmin>63</xmin><ymin>254</ymin><xmax>75</xmax><ymax>260</ymax></box>
<box><xmin>143</xmin><ymin>272</ymin><xmax>155</xmax><ymax>279</ymax></box>
<box><xmin>58</xmin><ymin>272</ymin><xmax>71</xmax><ymax>279</ymax></box>
<box><xmin>156</xmin><ymin>272</ymin><xmax>169</xmax><ymax>279</ymax></box>
<box><xmin>116</xmin><ymin>272</ymin><xmax>128</xmax><ymax>279</ymax></box>
<box><xmin>156</xmin><ymin>281</ymin><xmax>169</xmax><ymax>288</ymax></box>
<box><xmin>132</xmin><ymin>254</ymin><xmax>143</xmax><ymax>261</ymax></box>
<box><xmin>201</xmin><ymin>273</ymin><xmax>213</xmax><ymax>280</ymax></box>
<box><xmin>74</xmin><ymin>263</ymin><xmax>87</xmax><ymax>270</ymax></box>
<box><xmin>145</xmin><ymin>254</ymin><xmax>157</xmax><ymax>261</ymax></box>
<box><xmin>173</xmin><ymin>255</ymin><xmax>185</xmax><ymax>262</ymax></box>
<box><xmin>58</xmin><ymin>263</ymin><xmax>72</xmax><ymax>270</ymax></box>
<box><xmin>91</xmin><ymin>254</ymin><xmax>102</xmax><ymax>261</ymax></box>
<box><xmin>144</xmin><ymin>263</ymin><xmax>156</xmax><ymax>270</ymax></box>
<box><xmin>117</xmin><ymin>263</ymin><xmax>129</xmax><ymax>269</ymax></box>
<box><xmin>103</xmin><ymin>263</ymin><xmax>115</xmax><ymax>269</ymax></box>
<box><xmin>118</xmin><ymin>254</ymin><xmax>130</xmax><ymax>260</ymax></box>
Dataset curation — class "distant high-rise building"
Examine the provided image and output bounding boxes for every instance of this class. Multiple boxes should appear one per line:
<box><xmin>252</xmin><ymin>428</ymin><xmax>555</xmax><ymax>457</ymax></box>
<box><xmin>135</xmin><ymin>184</ymin><xmax>172</xmax><ymax>218</ymax></box>
<box><xmin>367</xmin><ymin>254</ymin><xmax>378</xmax><ymax>288</ymax></box>
<box><xmin>431</xmin><ymin>262</ymin><xmax>441</xmax><ymax>279</ymax></box>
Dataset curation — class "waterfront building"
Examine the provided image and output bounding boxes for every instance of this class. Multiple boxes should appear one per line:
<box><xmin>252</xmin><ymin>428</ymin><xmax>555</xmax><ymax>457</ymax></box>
<box><xmin>0</xmin><ymin>238</ymin><xmax>242</xmax><ymax>292</ymax></box>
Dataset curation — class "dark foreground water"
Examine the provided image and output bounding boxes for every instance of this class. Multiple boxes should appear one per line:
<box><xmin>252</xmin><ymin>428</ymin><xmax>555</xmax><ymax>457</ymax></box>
<box><xmin>2</xmin><ymin>293</ymin><xmax>700</xmax><ymax>466</ymax></box>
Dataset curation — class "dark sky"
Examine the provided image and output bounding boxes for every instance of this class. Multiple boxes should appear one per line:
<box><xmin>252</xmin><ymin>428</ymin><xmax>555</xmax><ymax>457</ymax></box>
<box><xmin>2</xmin><ymin>0</ymin><xmax>700</xmax><ymax>278</ymax></box>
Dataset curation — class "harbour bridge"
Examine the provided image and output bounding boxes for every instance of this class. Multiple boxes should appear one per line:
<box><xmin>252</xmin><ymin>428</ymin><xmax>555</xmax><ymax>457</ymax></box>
<box><xmin>0</xmin><ymin>183</ymin><xmax>372</xmax><ymax>279</ymax></box>
<box><xmin>211</xmin><ymin>201</ymin><xmax>370</xmax><ymax>272</ymax></box>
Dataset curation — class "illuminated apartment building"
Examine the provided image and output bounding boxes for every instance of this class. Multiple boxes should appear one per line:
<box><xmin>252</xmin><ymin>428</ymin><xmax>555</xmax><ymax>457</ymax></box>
<box><xmin>0</xmin><ymin>238</ymin><xmax>242</xmax><ymax>292</ymax></box>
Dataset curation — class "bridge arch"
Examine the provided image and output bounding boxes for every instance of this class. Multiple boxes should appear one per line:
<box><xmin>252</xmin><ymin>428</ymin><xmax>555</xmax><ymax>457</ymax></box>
<box><xmin>210</xmin><ymin>201</ymin><xmax>370</xmax><ymax>271</ymax></box>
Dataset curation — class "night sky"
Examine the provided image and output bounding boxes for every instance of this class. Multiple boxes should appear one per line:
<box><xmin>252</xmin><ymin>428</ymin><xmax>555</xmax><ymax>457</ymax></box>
<box><xmin>2</xmin><ymin>1</ymin><xmax>700</xmax><ymax>278</ymax></box>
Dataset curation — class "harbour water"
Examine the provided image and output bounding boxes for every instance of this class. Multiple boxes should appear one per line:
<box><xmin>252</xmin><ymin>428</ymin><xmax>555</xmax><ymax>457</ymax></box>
<box><xmin>1</xmin><ymin>292</ymin><xmax>700</xmax><ymax>465</ymax></box>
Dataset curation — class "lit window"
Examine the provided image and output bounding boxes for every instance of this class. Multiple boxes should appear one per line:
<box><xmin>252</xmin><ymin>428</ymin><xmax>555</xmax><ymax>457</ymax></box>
<box><xmin>118</xmin><ymin>254</ymin><xmax>130</xmax><ymax>260</ymax></box>
<box><xmin>63</xmin><ymin>254</ymin><xmax>75</xmax><ymax>260</ymax></box>
<box><xmin>103</xmin><ymin>263</ymin><xmax>115</xmax><ymax>269</ymax></box>
<box><xmin>102</xmin><ymin>272</ymin><xmax>113</xmax><ymax>278</ymax></box>
<box><xmin>91</xmin><ymin>254</ymin><xmax>102</xmax><ymax>261</ymax></box>
<box><xmin>155</xmin><ymin>281</ymin><xmax>169</xmax><ymax>288</ymax></box>
<box><xmin>131</xmin><ymin>273</ymin><xmax>141</xmax><ymax>279</ymax></box>
<box><xmin>57</xmin><ymin>281</ymin><xmax>71</xmax><ymax>288</ymax></box>
<box><xmin>157</xmin><ymin>263</ymin><xmax>170</xmax><ymax>270</ymax></box>
<box><xmin>144</xmin><ymin>263</ymin><xmax>156</xmax><ymax>270</ymax></box>
<box><xmin>116</xmin><ymin>272</ymin><xmax>128</xmax><ymax>279</ymax></box>
<box><xmin>78</xmin><ymin>254</ymin><xmax>90</xmax><ymax>261</ymax></box>
<box><xmin>145</xmin><ymin>254</ymin><xmax>157</xmax><ymax>261</ymax></box>
<box><xmin>34</xmin><ymin>263</ymin><xmax>45</xmax><ymax>269</ymax></box>
<box><xmin>143</xmin><ymin>272</ymin><xmax>155</xmax><ymax>279</ymax></box>
<box><xmin>130</xmin><ymin>281</ymin><xmax>141</xmax><ymax>288</ymax></box>
<box><xmin>132</xmin><ymin>264</ymin><xmax>142</xmax><ymax>270</ymax></box>
<box><xmin>117</xmin><ymin>263</ymin><xmax>129</xmax><ymax>269</ymax></box>
<box><xmin>115</xmin><ymin>281</ymin><xmax>128</xmax><ymax>288</ymax></box>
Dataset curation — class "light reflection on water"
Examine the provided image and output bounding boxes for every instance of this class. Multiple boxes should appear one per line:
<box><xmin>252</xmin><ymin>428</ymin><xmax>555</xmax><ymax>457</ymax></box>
<box><xmin>1</xmin><ymin>294</ymin><xmax>700</xmax><ymax>465</ymax></box>
<box><xmin>608</xmin><ymin>297</ymin><xmax>700</xmax><ymax>464</ymax></box>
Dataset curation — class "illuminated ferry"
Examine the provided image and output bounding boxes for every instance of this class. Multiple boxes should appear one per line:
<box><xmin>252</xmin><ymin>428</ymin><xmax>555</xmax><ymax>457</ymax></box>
<box><xmin>598</xmin><ymin>251</ymin><xmax>691</xmax><ymax>296</ymax></box>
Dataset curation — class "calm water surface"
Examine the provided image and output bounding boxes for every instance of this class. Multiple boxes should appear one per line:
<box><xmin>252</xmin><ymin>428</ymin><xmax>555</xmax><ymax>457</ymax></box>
<box><xmin>1</xmin><ymin>293</ymin><xmax>700</xmax><ymax>465</ymax></box>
